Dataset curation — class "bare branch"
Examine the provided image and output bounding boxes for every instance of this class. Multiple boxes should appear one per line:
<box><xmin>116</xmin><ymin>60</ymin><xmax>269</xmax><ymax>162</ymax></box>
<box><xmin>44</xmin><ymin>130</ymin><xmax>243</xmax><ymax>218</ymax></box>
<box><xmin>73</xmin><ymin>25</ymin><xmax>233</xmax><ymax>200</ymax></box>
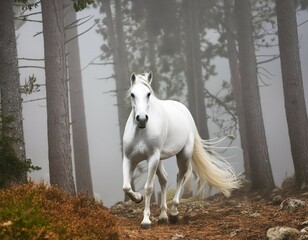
<box><xmin>82</xmin><ymin>54</ymin><xmax>112</xmax><ymax>71</ymax></box>
<box><xmin>20</xmin><ymin>83</ymin><xmax>46</xmax><ymax>88</ymax></box>
<box><xmin>13</xmin><ymin>1</ymin><xmax>41</xmax><ymax>7</ymax></box>
<box><xmin>258</xmin><ymin>66</ymin><xmax>274</xmax><ymax>77</ymax></box>
<box><xmin>18</xmin><ymin>66</ymin><xmax>45</xmax><ymax>70</ymax></box>
<box><xmin>256</xmin><ymin>54</ymin><xmax>278</xmax><ymax>57</ymax></box>
<box><xmin>33</xmin><ymin>31</ymin><xmax>43</xmax><ymax>37</ymax></box>
<box><xmin>257</xmin><ymin>72</ymin><xmax>272</xmax><ymax>87</ymax></box>
<box><xmin>14</xmin><ymin>9</ymin><xmax>42</xmax><ymax>23</ymax></box>
<box><xmin>257</xmin><ymin>55</ymin><xmax>280</xmax><ymax>65</ymax></box>
<box><xmin>65</xmin><ymin>23</ymin><xmax>96</xmax><ymax>44</ymax></box>
<box><xmin>15</xmin><ymin>18</ymin><xmax>42</xmax><ymax>23</ymax></box>
<box><xmin>65</xmin><ymin>15</ymin><xmax>94</xmax><ymax>30</ymax></box>
<box><xmin>255</xmin><ymin>43</ymin><xmax>279</xmax><ymax>48</ymax></box>
<box><xmin>15</xmin><ymin>11</ymin><xmax>41</xmax><ymax>19</ymax></box>
<box><xmin>298</xmin><ymin>19</ymin><xmax>308</xmax><ymax>27</ymax></box>
<box><xmin>82</xmin><ymin>54</ymin><xmax>103</xmax><ymax>70</ymax></box>
<box><xmin>102</xmin><ymin>90</ymin><xmax>117</xmax><ymax>94</ymax></box>
<box><xmin>23</xmin><ymin>97</ymin><xmax>46</xmax><ymax>103</ymax></box>
<box><xmin>258</xmin><ymin>70</ymin><xmax>271</xmax><ymax>81</ymax></box>
<box><xmin>18</xmin><ymin>57</ymin><xmax>44</xmax><ymax>61</ymax></box>
<box><xmin>89</xmin><ymin>61</ymin><xmax>114</xmax><ymax>66</ymax></box>
<box><xmin>204</xmin><ymin>88</ymin><xmax>238</xmax><ymax>126</ymax></box>
<box><xmin>96</xmin><ymin>75</ymin><xmax>114</xmax><ymax>81</ymax></box>
<box><xmin>258</xmin><ymin>67</ymin><xmax>274</xmax><ymax>87</ymax></box>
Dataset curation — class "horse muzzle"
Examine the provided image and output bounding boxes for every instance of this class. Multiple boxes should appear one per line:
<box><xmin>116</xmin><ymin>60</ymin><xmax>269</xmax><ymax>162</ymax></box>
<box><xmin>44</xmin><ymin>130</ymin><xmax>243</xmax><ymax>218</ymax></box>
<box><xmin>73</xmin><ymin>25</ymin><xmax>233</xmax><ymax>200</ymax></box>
<box><xmin>136</xmin><ymin>114</ymin><xmax>148</xmax><ymax>128</ymax></box>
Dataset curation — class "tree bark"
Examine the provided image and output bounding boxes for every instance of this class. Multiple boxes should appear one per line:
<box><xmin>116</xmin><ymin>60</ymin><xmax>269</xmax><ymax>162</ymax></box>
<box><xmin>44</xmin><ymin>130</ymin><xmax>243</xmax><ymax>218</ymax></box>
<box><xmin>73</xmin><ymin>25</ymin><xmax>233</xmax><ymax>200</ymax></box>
<box><xmin>41</xmin><ymin>0</ymin><xmax>76</xmax><ymax>194</ymax></box>
<box><xmin>223</xmin><ymin>0</ymin><xmax>251</xmax><ymax>181</ymax></box>
<box><xmin>114</xmin><ymin>0</ymin><xmax>130</xmax><ymax>134</ymax></box>
<box><xmin>0</xmin><ymin>0</ymin><xmax>27</xmax><ymax>182</ymax></box>
<box><xmin>183</xmin><ymin>0</ymin><xmax>197</xmax><ymax>121</ymax></box>
<box><xmin>65</xmin><ymin>0</ymin><xmax>94</xmax><ymax>196</ymax></box>
<box><xmin>276</xmin><ymin>0</ymin><xmax>308</xmax><ymax>189</ymax></box>
<box><xmin>235</xmin><ymin>0</ymin><xmax>275</xmax><ymax>191</ymax></box>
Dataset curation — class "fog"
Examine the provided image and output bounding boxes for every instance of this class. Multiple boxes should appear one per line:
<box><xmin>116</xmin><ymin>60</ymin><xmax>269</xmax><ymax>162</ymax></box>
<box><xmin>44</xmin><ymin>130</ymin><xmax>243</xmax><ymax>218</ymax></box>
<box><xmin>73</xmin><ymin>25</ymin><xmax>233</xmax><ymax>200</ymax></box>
<box><xmin>16</xmin><ymin>4</ymin><xmax>308</xmax><ymax>207</ymax></box>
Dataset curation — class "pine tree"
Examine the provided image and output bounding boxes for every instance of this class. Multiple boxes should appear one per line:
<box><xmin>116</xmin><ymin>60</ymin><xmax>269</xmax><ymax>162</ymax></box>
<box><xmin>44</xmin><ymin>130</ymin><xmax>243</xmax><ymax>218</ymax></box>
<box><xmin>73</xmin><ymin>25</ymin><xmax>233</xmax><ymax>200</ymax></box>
<box><xmin>41</xmin><ymin>0</ymin><xmax>76</xmax><ymax>194</ymax></box>
<box><xmin>276</xmin><ymin>0</ymin><xmax>308</xmax><ymax>189</ymax></box>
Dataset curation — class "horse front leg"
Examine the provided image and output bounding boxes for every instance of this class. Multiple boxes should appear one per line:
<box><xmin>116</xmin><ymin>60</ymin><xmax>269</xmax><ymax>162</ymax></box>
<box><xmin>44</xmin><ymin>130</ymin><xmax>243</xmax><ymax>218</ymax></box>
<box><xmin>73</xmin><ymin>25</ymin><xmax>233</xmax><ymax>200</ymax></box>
<box><xmin>141</xmin><ymin>150</ymin><xmax>160</xmax><ymax>229</ymax></box>
<box><xmin>122</xmin><ymin>155</ymin><xmax>143</xmax><ymax>203</ymax></box>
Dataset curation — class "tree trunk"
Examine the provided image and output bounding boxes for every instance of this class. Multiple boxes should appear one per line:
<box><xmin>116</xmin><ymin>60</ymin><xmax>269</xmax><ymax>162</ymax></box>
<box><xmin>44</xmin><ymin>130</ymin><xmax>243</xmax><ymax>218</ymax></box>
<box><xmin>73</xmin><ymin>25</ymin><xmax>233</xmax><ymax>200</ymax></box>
<box><xmin>223</xmin><ymin>0</ymin><xmax>251</xmax><ymax>181</ymax></box>
<box><xmin>181</xmin><ymin>0</ymin><xmax>210</xmax><ymax>197</ymax></box>
<box><xmin>0</xmin><ymin>0</ymin><xmax>27</xmax><ymax>182</ymax></box>
<box><xmin>276</xmin><ymin>0</ymin><xmax>308</xmax><ymax>189</ymax></box>
<box><xmin>41</xmin><ymin>0</ymin><xmax>76</xmax><ymax>194</ymax></box>
<box><xmin>235</xmin><ymin>0</ymin><xmax>275</xmax><ymax>191</ymax></box>
<box><xmin>183</xmin><ymin>0</ymin><xmax>209</xmax><ymax>140</ymax></box>
<box><xmin>183</xmin><ymin>0</ymin><xmax>197</xmax><ymax>121</ymax></box>
<box><xmin>101</xmin><ymin>0</ymin><xmax>130</xmax><ymax>147</ymax></box>
<box><xmin>114</xmin><ymin>0</ymin><xmax>130</xmax><ymax>132</ymax></box>
<box><xmin>64</xmin><ymin>0</ymin><xmax>94</xmax><ymax>196</ymax></box>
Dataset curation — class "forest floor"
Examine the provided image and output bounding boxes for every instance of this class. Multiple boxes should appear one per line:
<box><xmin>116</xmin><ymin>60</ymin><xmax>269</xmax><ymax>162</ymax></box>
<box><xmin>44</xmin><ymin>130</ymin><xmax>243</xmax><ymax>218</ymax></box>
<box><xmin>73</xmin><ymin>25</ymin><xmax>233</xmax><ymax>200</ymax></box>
<box><xmin>110</xmin><ymin>187</ymin><xmax>308</xmax><ymax>240</ymax></box>
<box><xmin>1</xmin><ymin>181</ymin><xmax>307</xmax><ymax>239</ymax></box>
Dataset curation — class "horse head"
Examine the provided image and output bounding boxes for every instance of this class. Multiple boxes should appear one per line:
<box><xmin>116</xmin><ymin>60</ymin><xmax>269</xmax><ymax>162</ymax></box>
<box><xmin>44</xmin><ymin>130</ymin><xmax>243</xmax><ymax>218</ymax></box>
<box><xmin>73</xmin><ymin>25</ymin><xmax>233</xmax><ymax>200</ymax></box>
<box><xmin>129</xmin><ymin>72</ymin><xmax>153</xmax><ymax>128</ymax></box>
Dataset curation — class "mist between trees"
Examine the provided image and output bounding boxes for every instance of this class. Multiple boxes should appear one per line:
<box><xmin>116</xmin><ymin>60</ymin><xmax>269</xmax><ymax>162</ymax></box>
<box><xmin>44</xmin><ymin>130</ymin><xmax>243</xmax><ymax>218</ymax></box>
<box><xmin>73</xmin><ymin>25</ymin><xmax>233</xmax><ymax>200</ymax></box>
<box><xmin>0</xmin><ymin>0</ymin><xmax>308</xmax><ymax>206</ymax></box>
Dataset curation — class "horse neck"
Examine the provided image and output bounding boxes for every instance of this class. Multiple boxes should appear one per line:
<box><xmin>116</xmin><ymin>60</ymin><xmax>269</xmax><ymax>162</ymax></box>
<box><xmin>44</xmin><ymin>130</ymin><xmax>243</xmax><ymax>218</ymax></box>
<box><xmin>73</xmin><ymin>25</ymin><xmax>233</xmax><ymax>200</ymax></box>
<box><xmin>149</xmin><ymin>94</ymin><xmax>160</xmax><ymax>109</ymax></box>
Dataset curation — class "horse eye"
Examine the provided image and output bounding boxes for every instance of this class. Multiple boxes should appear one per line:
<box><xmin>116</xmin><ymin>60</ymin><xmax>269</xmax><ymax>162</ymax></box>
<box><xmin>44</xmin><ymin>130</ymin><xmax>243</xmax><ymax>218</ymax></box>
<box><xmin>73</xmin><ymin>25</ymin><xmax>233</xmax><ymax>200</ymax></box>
<box><xmin>147</xmin><ymin>92</ymin><xmax>151</xmax><ymax>98</ymax></box>
<box><xmin>131</xmin><ymin>93</ymin><xmax>135</xmax><ymax>98</ymax></box>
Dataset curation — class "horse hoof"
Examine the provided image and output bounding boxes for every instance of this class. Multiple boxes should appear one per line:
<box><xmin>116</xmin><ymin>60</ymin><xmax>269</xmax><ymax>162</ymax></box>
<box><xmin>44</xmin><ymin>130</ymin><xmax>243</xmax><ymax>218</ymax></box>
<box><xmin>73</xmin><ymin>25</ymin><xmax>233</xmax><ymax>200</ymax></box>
<box><xmin>135</xmin><ymin>195</ymin><xmax>143</xmax><ymax>204</ymax></box>
<box><xmin>168</xmin><ymin>214</ymin><xmax>179</xmax><ymax>224</ymax></box>
<box><xmin>158</xmin><ymin>217</ymin><xmax>168</xmax><ymax>224</ymax></box>
<box><xmin>140</xmin><ymin>223</ymin><xmax>151</xmax><ymax>229</ymax></box>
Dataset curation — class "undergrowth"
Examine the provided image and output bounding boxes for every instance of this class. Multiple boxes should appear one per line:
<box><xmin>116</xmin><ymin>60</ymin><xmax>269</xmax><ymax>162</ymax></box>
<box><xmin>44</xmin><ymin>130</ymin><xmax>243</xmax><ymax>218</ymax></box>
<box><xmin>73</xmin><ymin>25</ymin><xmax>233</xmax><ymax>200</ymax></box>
<box><xmin>0</xmin><ymin>182</ymin><xmax>120</xmax><ymax>240</ymax></box>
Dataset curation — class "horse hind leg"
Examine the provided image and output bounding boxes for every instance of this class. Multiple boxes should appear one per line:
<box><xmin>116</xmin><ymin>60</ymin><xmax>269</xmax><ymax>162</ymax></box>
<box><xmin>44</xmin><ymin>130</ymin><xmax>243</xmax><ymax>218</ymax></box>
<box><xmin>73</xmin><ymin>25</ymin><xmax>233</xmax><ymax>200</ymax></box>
<box><xmin>169</xmin><ymin>151</ymin><xmax>192</xmax><ymax>224</ymax></box>
<box><xmin>156</xmin><ymin>161</ymin><xmax>168</xmax><ymax>224</ymax></box>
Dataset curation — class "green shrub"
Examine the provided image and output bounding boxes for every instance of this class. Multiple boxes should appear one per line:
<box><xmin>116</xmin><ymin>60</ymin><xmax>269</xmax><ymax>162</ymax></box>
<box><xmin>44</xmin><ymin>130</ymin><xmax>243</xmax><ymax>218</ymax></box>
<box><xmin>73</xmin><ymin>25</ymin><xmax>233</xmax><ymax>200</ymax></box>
<box><xmin>0</xmin><ymin>113</ymin><xmax>40</xmax><ymax>188</ymax></box>
<box><xmin>0</xmin><ymin>182</ymin><xmax>120</xmax><ymax>239</ymax></box>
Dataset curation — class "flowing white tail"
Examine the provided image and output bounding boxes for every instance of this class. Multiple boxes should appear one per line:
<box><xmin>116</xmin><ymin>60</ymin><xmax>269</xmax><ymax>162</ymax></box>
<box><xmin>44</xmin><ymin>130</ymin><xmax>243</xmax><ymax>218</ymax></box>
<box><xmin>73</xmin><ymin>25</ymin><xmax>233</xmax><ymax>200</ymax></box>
<box><xmin>191</xmin><ymin>131</ymin><xmax>241</xmax><ymax>197</ymax></box>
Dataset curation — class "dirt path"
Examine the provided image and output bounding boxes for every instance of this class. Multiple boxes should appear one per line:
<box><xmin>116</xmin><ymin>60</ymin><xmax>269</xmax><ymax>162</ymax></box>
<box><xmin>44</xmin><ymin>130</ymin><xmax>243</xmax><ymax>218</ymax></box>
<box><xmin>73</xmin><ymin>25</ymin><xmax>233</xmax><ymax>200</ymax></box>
<box><xmin>111</xmin><ymin>191</ymin><xmax>308</xmax><ymax>239</ymax></box>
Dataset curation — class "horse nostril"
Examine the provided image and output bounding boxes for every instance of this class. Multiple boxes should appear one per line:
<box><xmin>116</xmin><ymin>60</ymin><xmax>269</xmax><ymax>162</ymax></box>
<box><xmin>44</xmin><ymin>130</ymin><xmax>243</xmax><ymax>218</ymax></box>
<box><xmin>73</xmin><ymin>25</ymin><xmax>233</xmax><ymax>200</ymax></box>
<box><xmin>135</xmin><ymin>114</ymin><xmax>148</xmax><ymax>128</ymax></box>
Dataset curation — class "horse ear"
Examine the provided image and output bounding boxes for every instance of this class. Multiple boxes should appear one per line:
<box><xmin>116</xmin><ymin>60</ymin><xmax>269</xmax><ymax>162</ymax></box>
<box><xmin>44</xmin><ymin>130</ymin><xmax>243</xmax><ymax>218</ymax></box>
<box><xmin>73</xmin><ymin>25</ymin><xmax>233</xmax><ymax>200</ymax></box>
<box><xmin>147</xmin><ymin>71</ymin><xmax>153</xmax><ymax>84</ymax></box>
<box><xmin>130</xmin><ymin>73</ymin><xmax>136</xmax><ymax>85</ymax></box>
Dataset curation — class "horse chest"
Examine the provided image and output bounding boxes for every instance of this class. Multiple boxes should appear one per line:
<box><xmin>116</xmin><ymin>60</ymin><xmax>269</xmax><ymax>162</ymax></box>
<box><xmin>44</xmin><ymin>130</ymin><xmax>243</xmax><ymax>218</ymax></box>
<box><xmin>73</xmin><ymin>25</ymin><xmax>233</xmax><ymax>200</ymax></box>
<box><xmin>125</xmin><ymin>140</ymin><xmax>151</xmax><ymax>161</ymax></box>
<box><xmin>133</xmin><ymin>141</ymin><xmax>148</xmax><ymax>154</ymax></box>
<box><xmin>124</xmin><ymin>130</ymin><xmax>159</xmax><ymax>158</ymax></box>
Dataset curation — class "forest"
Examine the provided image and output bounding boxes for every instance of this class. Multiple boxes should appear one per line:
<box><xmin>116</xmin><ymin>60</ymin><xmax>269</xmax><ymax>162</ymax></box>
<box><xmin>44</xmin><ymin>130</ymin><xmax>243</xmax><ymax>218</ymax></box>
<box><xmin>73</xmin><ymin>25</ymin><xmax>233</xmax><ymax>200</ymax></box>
<box><xmin>0</xmin><ymin>0</ymin><xmax>308</xmax><ymax>239</ymax></box>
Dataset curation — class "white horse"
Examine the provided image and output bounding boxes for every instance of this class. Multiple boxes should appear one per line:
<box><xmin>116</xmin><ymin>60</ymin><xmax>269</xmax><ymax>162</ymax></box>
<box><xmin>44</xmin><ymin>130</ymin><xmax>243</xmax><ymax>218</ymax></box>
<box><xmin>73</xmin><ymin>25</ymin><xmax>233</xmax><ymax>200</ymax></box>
<box><xmin>122</xmin><ymin>72</ymin><xmax>240</xmax><ymax>229</ymax></box>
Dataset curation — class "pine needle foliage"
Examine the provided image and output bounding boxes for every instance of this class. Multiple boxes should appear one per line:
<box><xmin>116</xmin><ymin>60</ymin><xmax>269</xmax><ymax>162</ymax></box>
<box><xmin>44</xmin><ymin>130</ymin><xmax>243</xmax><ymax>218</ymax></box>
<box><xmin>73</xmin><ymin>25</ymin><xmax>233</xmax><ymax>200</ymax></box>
<box><xmin>0</xmin><ymin>114</ymin><xmax>40</xmax><ymax>188</ymax></box>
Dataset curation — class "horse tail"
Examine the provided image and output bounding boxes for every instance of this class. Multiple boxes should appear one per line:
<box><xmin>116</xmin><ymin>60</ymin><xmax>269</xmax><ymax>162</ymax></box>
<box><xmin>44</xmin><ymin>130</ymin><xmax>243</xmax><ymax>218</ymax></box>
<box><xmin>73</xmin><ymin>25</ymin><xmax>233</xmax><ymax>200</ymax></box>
<box><xmin>191</xmin><ymin>130</ymin><xmax>241</xmax><ymax>197</ymax></box>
